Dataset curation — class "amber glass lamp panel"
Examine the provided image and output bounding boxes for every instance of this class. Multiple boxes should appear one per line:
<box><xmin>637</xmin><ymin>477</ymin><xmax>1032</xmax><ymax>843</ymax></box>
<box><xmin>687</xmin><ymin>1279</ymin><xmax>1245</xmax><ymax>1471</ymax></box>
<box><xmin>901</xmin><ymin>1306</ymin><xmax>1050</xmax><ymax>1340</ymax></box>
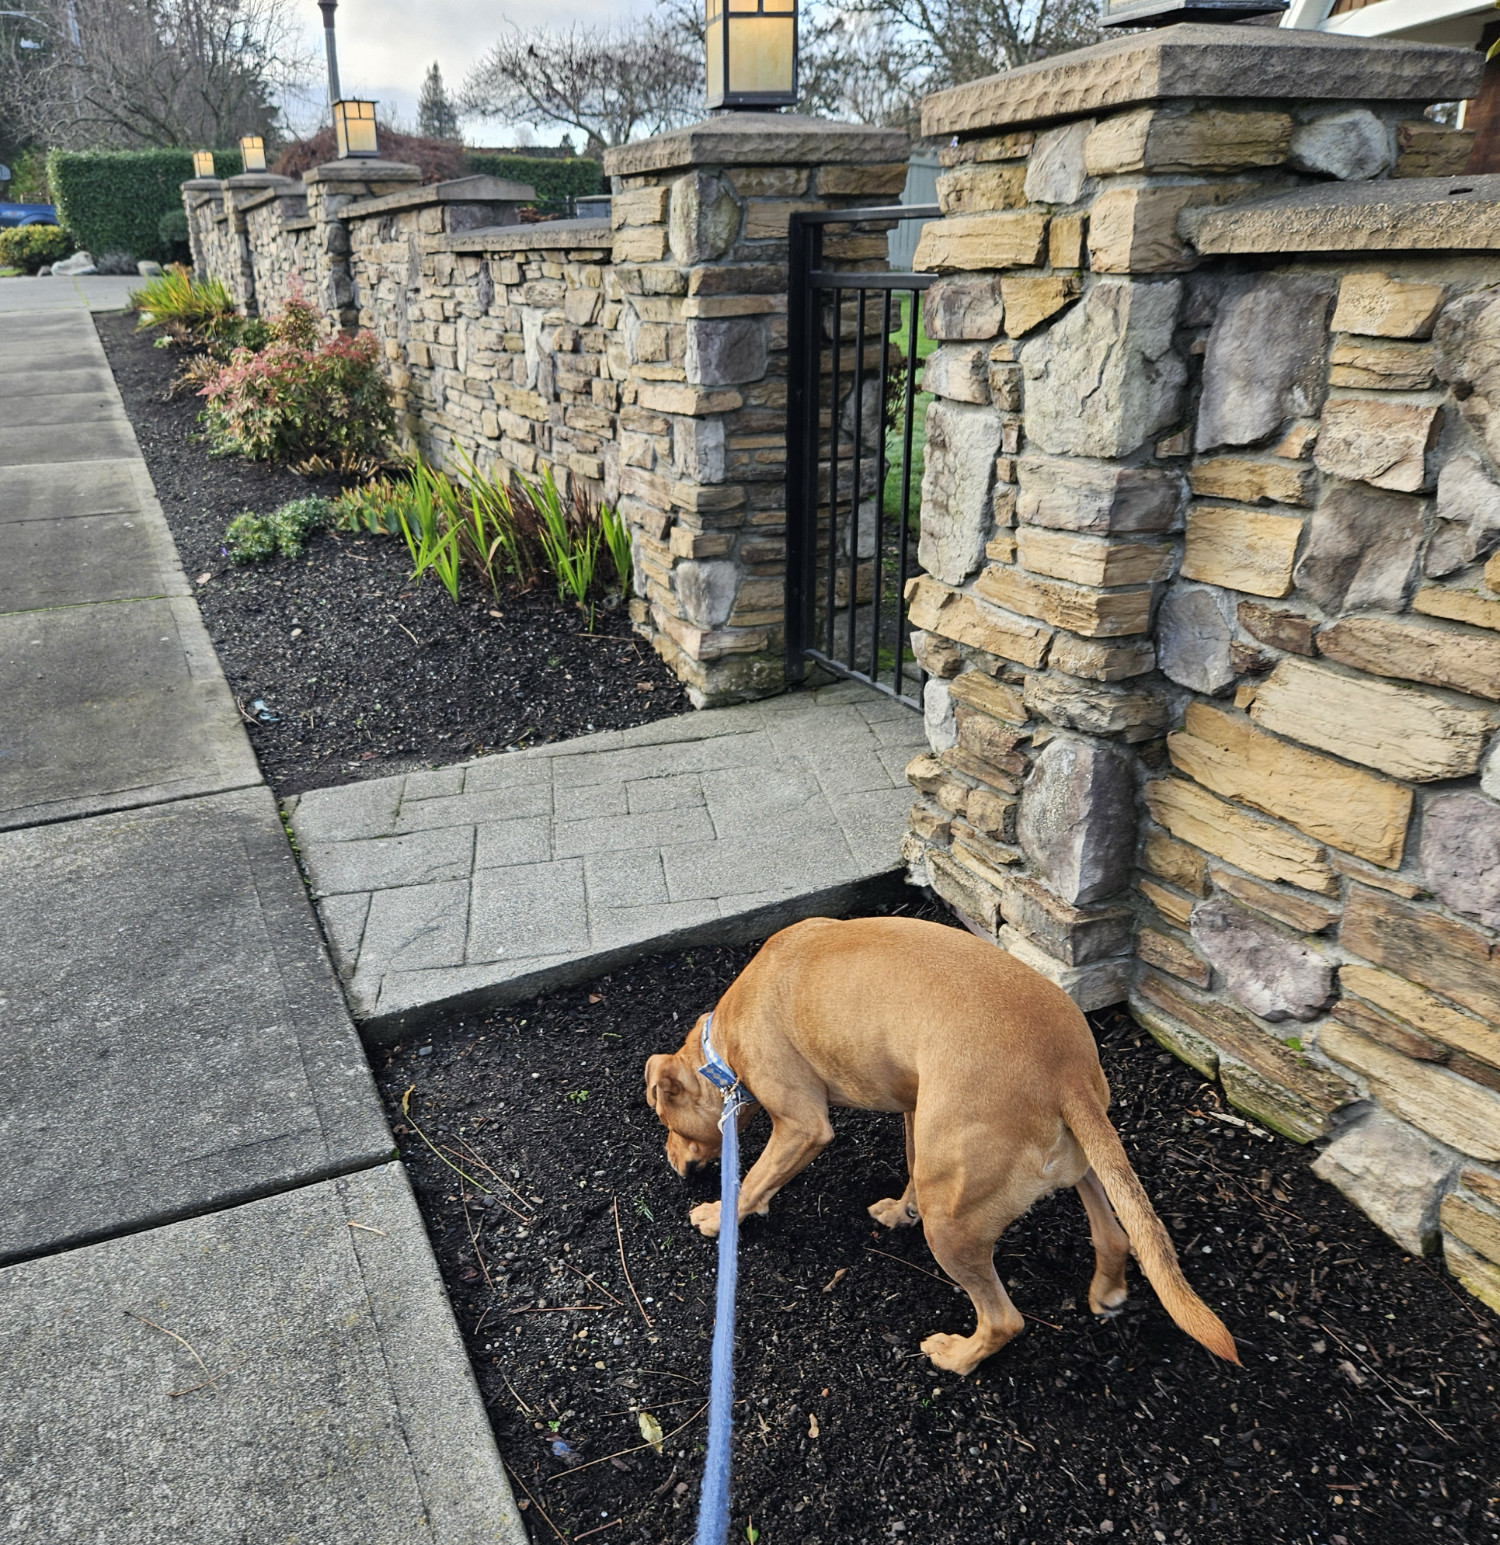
<box><xmin>333</xmin><ymin>99</ymin><xmax>379</xmax><ymax>158</ymax></box>
<box><xmin>239</xmin><ymin>135</ymin><xmax>267</xmax><ymax>173</ymax></box>
<box><xmin>192</xmin><ymin>150</ymin><xmax>215</xmax><ymax>177</ymax></box>
<box><xmin>706</xmin><ymin>0</ymin><xmax>796</xmax><ymax>109</ymax></box>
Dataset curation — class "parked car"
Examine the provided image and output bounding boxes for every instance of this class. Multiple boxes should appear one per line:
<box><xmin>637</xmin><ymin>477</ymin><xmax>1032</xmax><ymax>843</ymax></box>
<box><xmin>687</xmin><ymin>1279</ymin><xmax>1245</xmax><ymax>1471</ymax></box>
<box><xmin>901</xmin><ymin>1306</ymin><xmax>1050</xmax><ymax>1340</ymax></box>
<box><xmin>0</xmin><ymin>201</ymin><xmax>58</xmax><ymax>229</ymax></box>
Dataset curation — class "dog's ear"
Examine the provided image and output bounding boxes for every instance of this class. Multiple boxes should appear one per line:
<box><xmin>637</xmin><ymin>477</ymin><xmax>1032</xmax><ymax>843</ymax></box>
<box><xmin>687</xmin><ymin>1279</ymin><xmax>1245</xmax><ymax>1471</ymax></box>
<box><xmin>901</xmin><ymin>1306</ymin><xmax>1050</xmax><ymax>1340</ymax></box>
<box><xmin>645</xmin><ymin>1053</ymin><xmax>684</xmax><ymax>1111</ymax></box>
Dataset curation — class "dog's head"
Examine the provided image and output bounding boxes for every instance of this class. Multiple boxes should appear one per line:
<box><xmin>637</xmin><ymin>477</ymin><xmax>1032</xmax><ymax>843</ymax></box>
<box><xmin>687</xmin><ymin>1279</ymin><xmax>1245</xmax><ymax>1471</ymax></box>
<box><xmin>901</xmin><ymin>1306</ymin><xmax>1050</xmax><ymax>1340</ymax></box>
<box><xmin>644</xmin><ymin>1015</ymin><xmax>724</xmax><ymax>1176</ymax></box>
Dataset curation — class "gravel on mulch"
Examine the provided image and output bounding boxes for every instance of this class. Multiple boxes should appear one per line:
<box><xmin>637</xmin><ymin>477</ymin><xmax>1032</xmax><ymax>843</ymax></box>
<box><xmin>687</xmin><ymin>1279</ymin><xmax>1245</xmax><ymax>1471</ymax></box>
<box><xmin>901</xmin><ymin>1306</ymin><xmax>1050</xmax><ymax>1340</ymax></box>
<box><xmin>373</xmin><ymin>890</ymin><xmax>1500</xmax><ymax>1545</ymax></box>
<box><xmin>95</xmin><ymin>313</ymin><xmax>689</xmax><ymax>796</ymax></box>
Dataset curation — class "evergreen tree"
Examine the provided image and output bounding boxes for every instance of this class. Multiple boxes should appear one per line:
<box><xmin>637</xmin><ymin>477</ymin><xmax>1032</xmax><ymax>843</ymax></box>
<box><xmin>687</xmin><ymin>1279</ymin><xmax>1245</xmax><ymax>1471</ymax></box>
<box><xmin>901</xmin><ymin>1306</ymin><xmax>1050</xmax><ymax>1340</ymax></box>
<box><xmin>418</xmin><ymin>61</ymin><xmax>460</xmax><ymax>142</ymax></box>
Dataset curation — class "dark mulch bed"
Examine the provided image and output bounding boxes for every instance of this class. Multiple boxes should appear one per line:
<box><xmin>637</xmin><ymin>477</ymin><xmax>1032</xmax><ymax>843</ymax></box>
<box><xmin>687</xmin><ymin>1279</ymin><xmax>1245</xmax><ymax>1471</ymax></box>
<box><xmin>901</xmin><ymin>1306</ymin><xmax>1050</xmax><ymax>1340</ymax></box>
<box><xmin>95</xmin><ymin>312</ymin><xmax>689</xmax><ymax>796</ymax></box>
<box><xmin>374</xmin><ymin>892</ymin><xmax>1500</xmax><ymax>1545</ymax></box>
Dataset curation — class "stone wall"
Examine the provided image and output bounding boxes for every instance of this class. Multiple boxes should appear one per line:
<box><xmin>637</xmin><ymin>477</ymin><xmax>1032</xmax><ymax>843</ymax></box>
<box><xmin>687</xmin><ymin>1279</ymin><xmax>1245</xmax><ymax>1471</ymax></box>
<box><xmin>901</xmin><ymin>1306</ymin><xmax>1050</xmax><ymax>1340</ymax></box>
<box><xmin>899</xmin><ymin>23</ymin><xmax>1500</xmax><ymax>1315</ymax></box>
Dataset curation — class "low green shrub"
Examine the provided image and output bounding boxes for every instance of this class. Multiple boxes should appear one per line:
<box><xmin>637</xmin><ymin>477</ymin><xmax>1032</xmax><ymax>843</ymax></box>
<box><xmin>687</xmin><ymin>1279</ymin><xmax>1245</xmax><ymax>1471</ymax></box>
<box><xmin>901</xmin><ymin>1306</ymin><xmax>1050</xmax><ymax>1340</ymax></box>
<box><xmin>224</xmin><ymin>497</ymin><xmax>334</xmax><ymax>562</ymax></box>
<box><xmin>157</xmin><ymin>206</ymin><xmax>191</xmax><ymax>262</ymax></box>
<box><xmin>197</xmin><ymin>299</ymin><xmax>394</xmax><ymax>468</ymax></box>
<box><xmin>333</xmin><ymin>477</ymin><xmax>412</xmax><ymax>535</ymax></box>
<box><xmin>0</xmin><ymin>223</ymin><xmax>72</xmax><ymax>274</ymax></box>
<box><xmin>462</xmin><ymin>152</ymin><xmax>602</xmax><ymax>207</ymax></box>
<box><xmin>48</xmin><ymin>147</ymin><xmax>243</xmax><ymax>261</ymax></box>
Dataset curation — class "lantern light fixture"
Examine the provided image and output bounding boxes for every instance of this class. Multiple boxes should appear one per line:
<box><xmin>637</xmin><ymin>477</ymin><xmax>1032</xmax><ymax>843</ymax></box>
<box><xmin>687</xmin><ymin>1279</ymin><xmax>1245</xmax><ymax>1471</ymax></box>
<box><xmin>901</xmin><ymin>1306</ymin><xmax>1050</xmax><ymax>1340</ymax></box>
<box><xmin>192</xmin><ymin>149</ymin><xmax>215</xmax><ymax>178</ymax></box>
<box><xmin>705</xmin><ymin>0</ymin><xmax>798</xmax><ymax>111</ymax></box>
<box><xmin>332</xmin><ymin>98</ymin><xmax>379</xmax><ymax>159</ymax></box>
<box><xmin>239</xmin><ymin>135</ymin><xmax>267</xmax><ymax>173</ymax></box>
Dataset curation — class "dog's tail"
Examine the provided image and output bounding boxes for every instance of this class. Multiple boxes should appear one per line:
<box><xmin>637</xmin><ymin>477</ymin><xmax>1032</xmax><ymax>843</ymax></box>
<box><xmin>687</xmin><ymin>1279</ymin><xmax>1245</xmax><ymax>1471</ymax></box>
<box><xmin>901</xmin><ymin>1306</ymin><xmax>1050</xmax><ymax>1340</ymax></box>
<box><xmin>1062</xmin><ymin>1085</ymin><xmax>1240</xmax><ymax>1365</ymax></box>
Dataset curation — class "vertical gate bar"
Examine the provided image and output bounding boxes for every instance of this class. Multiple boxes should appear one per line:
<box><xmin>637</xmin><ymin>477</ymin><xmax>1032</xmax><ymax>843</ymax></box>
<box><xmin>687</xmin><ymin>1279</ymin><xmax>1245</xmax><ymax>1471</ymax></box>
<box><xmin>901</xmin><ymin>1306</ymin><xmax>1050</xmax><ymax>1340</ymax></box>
<box><xmin>825</xmin><ymin>284</ymin><xmax>841</xmax><ymax>658</ymax></box>
<box><xmin>784</xmin><ymin>213</ymin><xmax>810</xmax><ymax>682</ymax></box>
<box><xmin>894</xmin><ymin>286</ymin><xmax>921</xmax><ymax>703</ymax></box>
<box><xmin>870</xmin><ymin>286</ymin><xmax>893</xmax><ymax>686</ymax></box>
<box><xmin>847</xmin><ymin>285</ymin><xmax>866</xmax><ymax>667</ymax></box>
<box><xmin>805</xmin><ymin>225</ymin><xmax>824</xmax><ymax>665</ymax></box>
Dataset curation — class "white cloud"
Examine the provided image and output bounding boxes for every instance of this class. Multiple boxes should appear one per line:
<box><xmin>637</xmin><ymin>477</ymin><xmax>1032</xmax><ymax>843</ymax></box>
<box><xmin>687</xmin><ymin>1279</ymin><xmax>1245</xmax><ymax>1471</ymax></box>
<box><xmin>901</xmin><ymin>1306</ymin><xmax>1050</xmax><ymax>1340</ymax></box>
<box><xmin>289</xmin><ymin>0</ymin><xmax>660</xmax><ymax>141</ymax></box>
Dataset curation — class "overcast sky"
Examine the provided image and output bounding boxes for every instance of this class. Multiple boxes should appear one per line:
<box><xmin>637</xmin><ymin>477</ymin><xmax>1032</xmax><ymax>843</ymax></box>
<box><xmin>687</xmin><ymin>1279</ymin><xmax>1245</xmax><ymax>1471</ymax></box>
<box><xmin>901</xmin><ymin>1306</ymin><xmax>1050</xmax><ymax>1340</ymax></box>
<box><xmin>287</xmin><ymin>0</ymin><xmax>654</xmax><ymax>144</ymax></box>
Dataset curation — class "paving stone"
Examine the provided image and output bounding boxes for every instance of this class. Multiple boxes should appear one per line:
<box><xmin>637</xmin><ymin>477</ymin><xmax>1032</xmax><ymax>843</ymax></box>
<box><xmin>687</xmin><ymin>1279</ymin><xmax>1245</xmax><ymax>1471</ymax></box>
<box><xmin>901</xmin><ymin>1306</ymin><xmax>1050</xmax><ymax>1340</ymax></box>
<box><xmin>0</xmin><ymin>787</ymin><xmax>391</xmax><ymax>1264</ymax></box>
<box><xmin>0</xmin><ymin>417</ymin><xmax>141</xmax><ymax>467</ymax></box>
<box><xmin>0</xmin><ymin>459</ymin><xmax>153</xmax><ymax>523</ymax></box>
<box><xmin>0</xmin><ymin>596</ymin><xmax>260</xmax><ymax>830</ymax></box>
<box><xmin>0</xmin><ymin>389</ymin><xmax>124</xmax><ymax>426</ymax></box>
<box><xmin>403</xmin><ymin>766</ymin><xmax>467</xmax><ymax>799</ymax></box>
<box><xmin>302</xmin><ymin>687</ymin><xmax>925</xmax><ymax>1035</ymax></box>
<box><xmin>302</xmin><ymin>827</ymin><xmax>475</xmax><ymax>896</ymax></box>
<box><xmin>0</xmin><ymin>364</ymin><xmax>114</xmax><ymax>399</ymax></box>
<box><xmin>467</xmin><ymin>859</ymin><xmax>590</xmax><ymax>961</ymax></box>
<box><xmin>0</xmin><ymin>1163</ymin><xmax>523</xmax><ymax>1545</ymax></box>
<box><xmin>0</xmin><ymin>512</ymin><xmax>189</xmax><ymax>613</ymax></box>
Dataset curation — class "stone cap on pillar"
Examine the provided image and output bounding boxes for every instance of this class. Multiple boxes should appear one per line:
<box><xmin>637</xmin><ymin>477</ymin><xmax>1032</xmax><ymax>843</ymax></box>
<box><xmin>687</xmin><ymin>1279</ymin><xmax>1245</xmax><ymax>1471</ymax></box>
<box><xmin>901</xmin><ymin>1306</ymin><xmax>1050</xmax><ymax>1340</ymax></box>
<box><xmin>921</xmin><ymin>23</ymin><xmax>1483</xmax><ymax>138</ymax></box>
<box><xmin>224</xmin><ymin>172</ymin><xmax>298</xmax><ymax>192</ymax></box>
<box><xmin>603</xmin><ymin>113</ymin><xmax>909</xmax><ymax>177</ymax></box>
<box><xmin>303</xmin><ymin>158</ymin><xmax>423</xmax><ymax>186</ymax></box>
<box><xmin>182</xmin><ymin>178</ymin><xmax>222</xmax><ymax>193</ymax></box>
<box><xmin>1190</xmin><ymin>171</ymin><xmax>1500</xmax><ymax>254</ymax></box>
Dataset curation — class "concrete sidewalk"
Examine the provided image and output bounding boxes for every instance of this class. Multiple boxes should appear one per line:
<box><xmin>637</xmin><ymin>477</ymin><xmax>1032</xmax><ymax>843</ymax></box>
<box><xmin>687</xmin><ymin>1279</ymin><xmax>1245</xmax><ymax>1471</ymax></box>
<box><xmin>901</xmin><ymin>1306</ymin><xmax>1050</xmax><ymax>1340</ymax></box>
<box><xmin>0</xmin><ymin>272</ymin><xmax>139</xmax><ymax>312</ymax></box>
<box><xmin>0</xmin><ymin>309</ymin><xmax>524</xmax><ymax>1544</ymax></box>
<box><xmin>288</xmin><ymin>683</ymin><xmax>927</xmax><ymax>1037</ymax></box>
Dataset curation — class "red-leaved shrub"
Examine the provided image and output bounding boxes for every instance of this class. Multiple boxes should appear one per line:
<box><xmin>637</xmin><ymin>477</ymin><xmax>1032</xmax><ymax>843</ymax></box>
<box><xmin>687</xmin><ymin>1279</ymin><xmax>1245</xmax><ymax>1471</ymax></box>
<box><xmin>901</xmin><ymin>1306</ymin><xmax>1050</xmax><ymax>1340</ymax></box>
<box><xmin>197</xmin><ymin>297</ymin><xmax>393</xmax><ymax>467</ymax></box>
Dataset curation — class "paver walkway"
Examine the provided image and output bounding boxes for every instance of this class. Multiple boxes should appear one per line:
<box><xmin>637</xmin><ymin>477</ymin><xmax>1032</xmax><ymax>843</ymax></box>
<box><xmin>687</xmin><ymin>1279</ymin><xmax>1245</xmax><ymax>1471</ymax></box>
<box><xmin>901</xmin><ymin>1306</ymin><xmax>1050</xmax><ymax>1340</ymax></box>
<box><xmin>289</xmin><ymin>684</ymin><xmax>927</xmax><ymax>1036</ymax></box>
<box><xmin>0</xmin><ymin>307</ymin><xmax>523</xmax><ymax>1543</ymax></box>
<box><xmin>0</xmin><ymin>272</ymin><xmax>139</xmax><ymax>313</ymax></box>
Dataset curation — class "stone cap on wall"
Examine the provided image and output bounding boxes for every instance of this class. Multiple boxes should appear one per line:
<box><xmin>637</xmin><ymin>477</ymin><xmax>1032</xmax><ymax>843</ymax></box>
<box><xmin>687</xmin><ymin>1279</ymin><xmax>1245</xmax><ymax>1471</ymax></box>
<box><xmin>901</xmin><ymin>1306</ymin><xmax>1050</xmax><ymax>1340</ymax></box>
<box><xmin>921</xmin><ymin>24</ymin><xmax>1482</xmax><ymax>137</ymax></box>
<box><xmin>445</xmin><ymin>217</ymin><xmax>612</xmax><ymax>253</ymax></box>
<box><xmin>224</xmin><ymin>173</ymin><xmax>297</xmax><ymax>192</ymax></box>
<box><xmin>1190</xmin><ymin>172</ymin><xmax>1500</xmax><ymax>254</ymax></box>
<box><xmin>233</xmin><ymin>184</ymin><xmax>307</xmax><ymax>216</ymax></box>
<box><xmin>340</xmin><ymin>174</ymin><xmax>538</xmax><ymax>220</ymax></box>
<box><xmin>303</xmin><ymin>158</ymin><xmax>423</xmax><ymax>186</ymax></box>
<box><xmin>182</xmin><ymin>178</ymin><xmax>222</xmax><ymax>197</ymax></box>
<box><xmin>604</xmin><ymin>114</ymin><xmax>909</xmax><ymax>177</ymax></box>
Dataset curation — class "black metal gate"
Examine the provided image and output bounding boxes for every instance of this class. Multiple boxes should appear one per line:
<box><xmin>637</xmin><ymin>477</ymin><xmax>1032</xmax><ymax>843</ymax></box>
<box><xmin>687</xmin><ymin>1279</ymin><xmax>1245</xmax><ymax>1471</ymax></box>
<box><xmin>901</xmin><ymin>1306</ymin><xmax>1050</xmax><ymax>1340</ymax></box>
<box><xmin>785</xmin><ymin>204</ymin><xmax>941</xmax><ymax>710</ymax></box>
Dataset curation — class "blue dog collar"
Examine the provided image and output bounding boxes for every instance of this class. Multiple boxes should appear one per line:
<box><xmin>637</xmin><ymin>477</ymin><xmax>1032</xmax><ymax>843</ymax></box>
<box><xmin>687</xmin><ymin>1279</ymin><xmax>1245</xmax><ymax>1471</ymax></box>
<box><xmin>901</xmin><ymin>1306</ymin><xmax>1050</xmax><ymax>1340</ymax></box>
<box><xmin>698</xmin><ymin>1012</ymin><xmax>750</xmax><ymax>1127</ymax></box>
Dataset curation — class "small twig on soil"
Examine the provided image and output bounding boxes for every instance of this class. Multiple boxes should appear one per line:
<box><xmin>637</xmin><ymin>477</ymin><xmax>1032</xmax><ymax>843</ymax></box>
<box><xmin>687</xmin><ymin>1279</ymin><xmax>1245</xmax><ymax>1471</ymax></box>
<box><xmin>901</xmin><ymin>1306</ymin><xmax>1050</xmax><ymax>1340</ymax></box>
<box><xmin>545</xmin><ymin>1402</ymin><xmax>709</xmax><ymax>1482</ymax></box>
<box><xmin>613</xmin><ymin>1196</ymin><xmax>654</xmax><ymax>1328</ymax></box>
<box><xmin>460</xmin><ymin>1188</ymin><xmax>494</xmax><ymax>1293</ymax></box>
<box><xmin>502</xmin><ymin>1373</ymin><xmax>535</xmax><ymax>1415</ymax></box>
<box><xmin>347</xmin><ymin>1221</ymin><xmax>387</xmax><ymax>1236</ymax></box>
<box><xmin>560</xmin><ymin>1257</ymin><xmax>625</xmax><ymax>1307</ymax></box>
<box><xmin>863</xmin><ymin>1246</ymin><xmax>1062</xmax><ymax>1330</ymax></box>
<box><xmin>442</xmin><ymin>1145</ymin><xmax>529</xmax><ymax>1222</ymax></box>
<box><xmin>575</xmin><ymin>1520</ymin><xmax>623</xmax><ymax>1540</ymax></box>
<box><xmin>504</xmin><ymin>1463</ymin><xmax>565</xmax><ymax>1543</ymax></box>
<box><xmin>453</xmin><ymin>1138</ymin><xmax>537</xmax><ymax>1217</ymax></box>
<box><xmin>509</xmin><ymin>1304</ymin><xmax>608</xmax><ymax>1314</ymax></box>
<box><xmin>124</xmin><ymin>1310</ymin><xmax>221</xmax><ymax>1394</ymax></box>
<box><xmin>400</xmin><ymin>1086</ymin><xmax>493</xmax><ymax>1195</ymax></box>
<box><xmin>389</xmin><ymin>614</ymin><xmax>420</xmax><ymax>646</ymax></box>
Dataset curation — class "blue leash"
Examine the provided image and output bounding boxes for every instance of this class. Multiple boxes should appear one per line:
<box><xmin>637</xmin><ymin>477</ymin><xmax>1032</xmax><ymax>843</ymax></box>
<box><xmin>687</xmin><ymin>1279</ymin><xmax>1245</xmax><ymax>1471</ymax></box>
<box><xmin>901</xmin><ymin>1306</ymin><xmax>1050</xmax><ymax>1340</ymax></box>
<box><xmin>694</xmin><ymin>1013</ymin><xmax>749</xmax><ymax>1545</ymax></box>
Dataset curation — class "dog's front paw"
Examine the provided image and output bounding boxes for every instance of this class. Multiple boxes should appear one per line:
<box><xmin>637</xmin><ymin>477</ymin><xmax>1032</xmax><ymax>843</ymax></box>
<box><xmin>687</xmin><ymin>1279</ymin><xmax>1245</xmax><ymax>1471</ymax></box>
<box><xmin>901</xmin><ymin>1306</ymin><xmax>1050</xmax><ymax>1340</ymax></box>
<box><xmin>690</xmin><ymin>1200</ymin><xmax>722</xmax><ymax>1238</ymax></box>
<box><xmin>920</xmin><ymin>1332</ymin><xmax>984</xmax><ymax>1377</ymax></box>
<box><xmin>868</xmin><ymin>1196</ymin><xmax>920</xmax><ymax>1230</ymax></box>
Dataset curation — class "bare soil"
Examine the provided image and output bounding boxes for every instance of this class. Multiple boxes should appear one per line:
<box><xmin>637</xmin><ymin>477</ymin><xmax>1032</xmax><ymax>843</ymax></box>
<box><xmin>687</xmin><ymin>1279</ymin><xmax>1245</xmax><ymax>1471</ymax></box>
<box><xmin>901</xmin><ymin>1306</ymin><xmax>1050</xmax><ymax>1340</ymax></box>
<box><xmin>373</xmin><ymin>894</ymin><xmax>1500</xmax><ymax>1545</ymax></box>
<box><xmin>95</xmin><ymin>312</ymin><xmax>689</xmax><ymax>796</ymax></box>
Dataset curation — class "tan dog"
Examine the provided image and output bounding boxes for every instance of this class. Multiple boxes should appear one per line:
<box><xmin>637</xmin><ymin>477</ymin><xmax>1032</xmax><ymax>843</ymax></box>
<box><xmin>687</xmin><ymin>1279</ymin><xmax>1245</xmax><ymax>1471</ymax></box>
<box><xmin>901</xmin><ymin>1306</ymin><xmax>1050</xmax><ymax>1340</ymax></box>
<box><xmin>644</xmin><ymin>915</ymin><xmax>1238</xmax><ymax>1375</ymax></box>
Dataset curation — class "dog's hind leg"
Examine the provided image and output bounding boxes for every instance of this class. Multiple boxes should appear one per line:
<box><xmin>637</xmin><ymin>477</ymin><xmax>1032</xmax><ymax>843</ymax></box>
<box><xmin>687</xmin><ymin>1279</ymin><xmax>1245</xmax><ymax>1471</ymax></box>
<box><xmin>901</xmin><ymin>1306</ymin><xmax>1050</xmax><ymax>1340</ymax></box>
<box><xmin>868</xmin><ymin>1112</ymin><xmax>921</xmax><ymax>1229</ymax></box>
<box><xmin>911</xmin><ymin>1127</ymin><xmax>1028</xmax><ymax>1375</ymax></box>
<box><xmin>1076</xmin><ymin>1168</ymin><xmax>1131</xmax><ymax>1315</ymax></box>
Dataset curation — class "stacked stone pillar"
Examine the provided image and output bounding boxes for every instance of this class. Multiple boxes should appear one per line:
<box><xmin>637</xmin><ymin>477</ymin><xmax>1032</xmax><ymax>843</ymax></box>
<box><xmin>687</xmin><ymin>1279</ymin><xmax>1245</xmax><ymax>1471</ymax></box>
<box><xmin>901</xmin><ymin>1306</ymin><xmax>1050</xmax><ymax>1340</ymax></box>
<box><xmin>302</xmin><ymin>159</ymin><xmax>422</xmax><ymax>333</ymax></box>
<box><xmin>220</xmin><ymin>173</ymin><xmax>299</xmax><ymax>315</ymax></box>
<box><xmin>601</xmin><ymin>115</ymin><xmax>909</xmax><ymax>706</ymax></box>
<box><xmin>900</xmin><ymin>25</ymin><xmax>1481</xmax><ymax>1008</ymax></box>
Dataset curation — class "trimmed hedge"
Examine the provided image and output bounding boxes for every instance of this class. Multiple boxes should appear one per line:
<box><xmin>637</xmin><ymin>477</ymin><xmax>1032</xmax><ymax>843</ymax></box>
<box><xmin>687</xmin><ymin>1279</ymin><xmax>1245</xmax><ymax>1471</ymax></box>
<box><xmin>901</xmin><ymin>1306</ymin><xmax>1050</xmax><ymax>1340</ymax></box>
<box><xmin>462</xmin><ymin>153</ymin><xmax>602</xmax><ymax>206</ymax></box>
<box><xmin>48</xmin><ymin>148</ymin><xmax>244</xmax><ymax>261</ymax></box>
<box><xmin>0</xmin><ymin>223</ymin><xmax>73</xmax><ymax>274</ymax></box>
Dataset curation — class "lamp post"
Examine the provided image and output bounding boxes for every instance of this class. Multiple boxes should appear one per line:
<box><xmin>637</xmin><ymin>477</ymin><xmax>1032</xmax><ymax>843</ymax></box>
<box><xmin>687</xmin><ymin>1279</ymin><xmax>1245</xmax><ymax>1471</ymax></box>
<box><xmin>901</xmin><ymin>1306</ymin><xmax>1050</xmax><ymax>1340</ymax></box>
<box><xmin>317</xmin><ymin>0</ymin><xmax>341</xmax><ymax>109</ymax></box>
<box><xmin>192</xmin><ymin>150</ymin><xmax>215</xmax><ymax>178</ymax></box>
<box><xmin>239</xmin><ymin>135</ymin><xmax>267</xmax><ymax>173</ymax></box>
<box><xmin>705</xmin><ymin>0</ymin><xmax>798</xmax><ymax>111</ymax></box>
